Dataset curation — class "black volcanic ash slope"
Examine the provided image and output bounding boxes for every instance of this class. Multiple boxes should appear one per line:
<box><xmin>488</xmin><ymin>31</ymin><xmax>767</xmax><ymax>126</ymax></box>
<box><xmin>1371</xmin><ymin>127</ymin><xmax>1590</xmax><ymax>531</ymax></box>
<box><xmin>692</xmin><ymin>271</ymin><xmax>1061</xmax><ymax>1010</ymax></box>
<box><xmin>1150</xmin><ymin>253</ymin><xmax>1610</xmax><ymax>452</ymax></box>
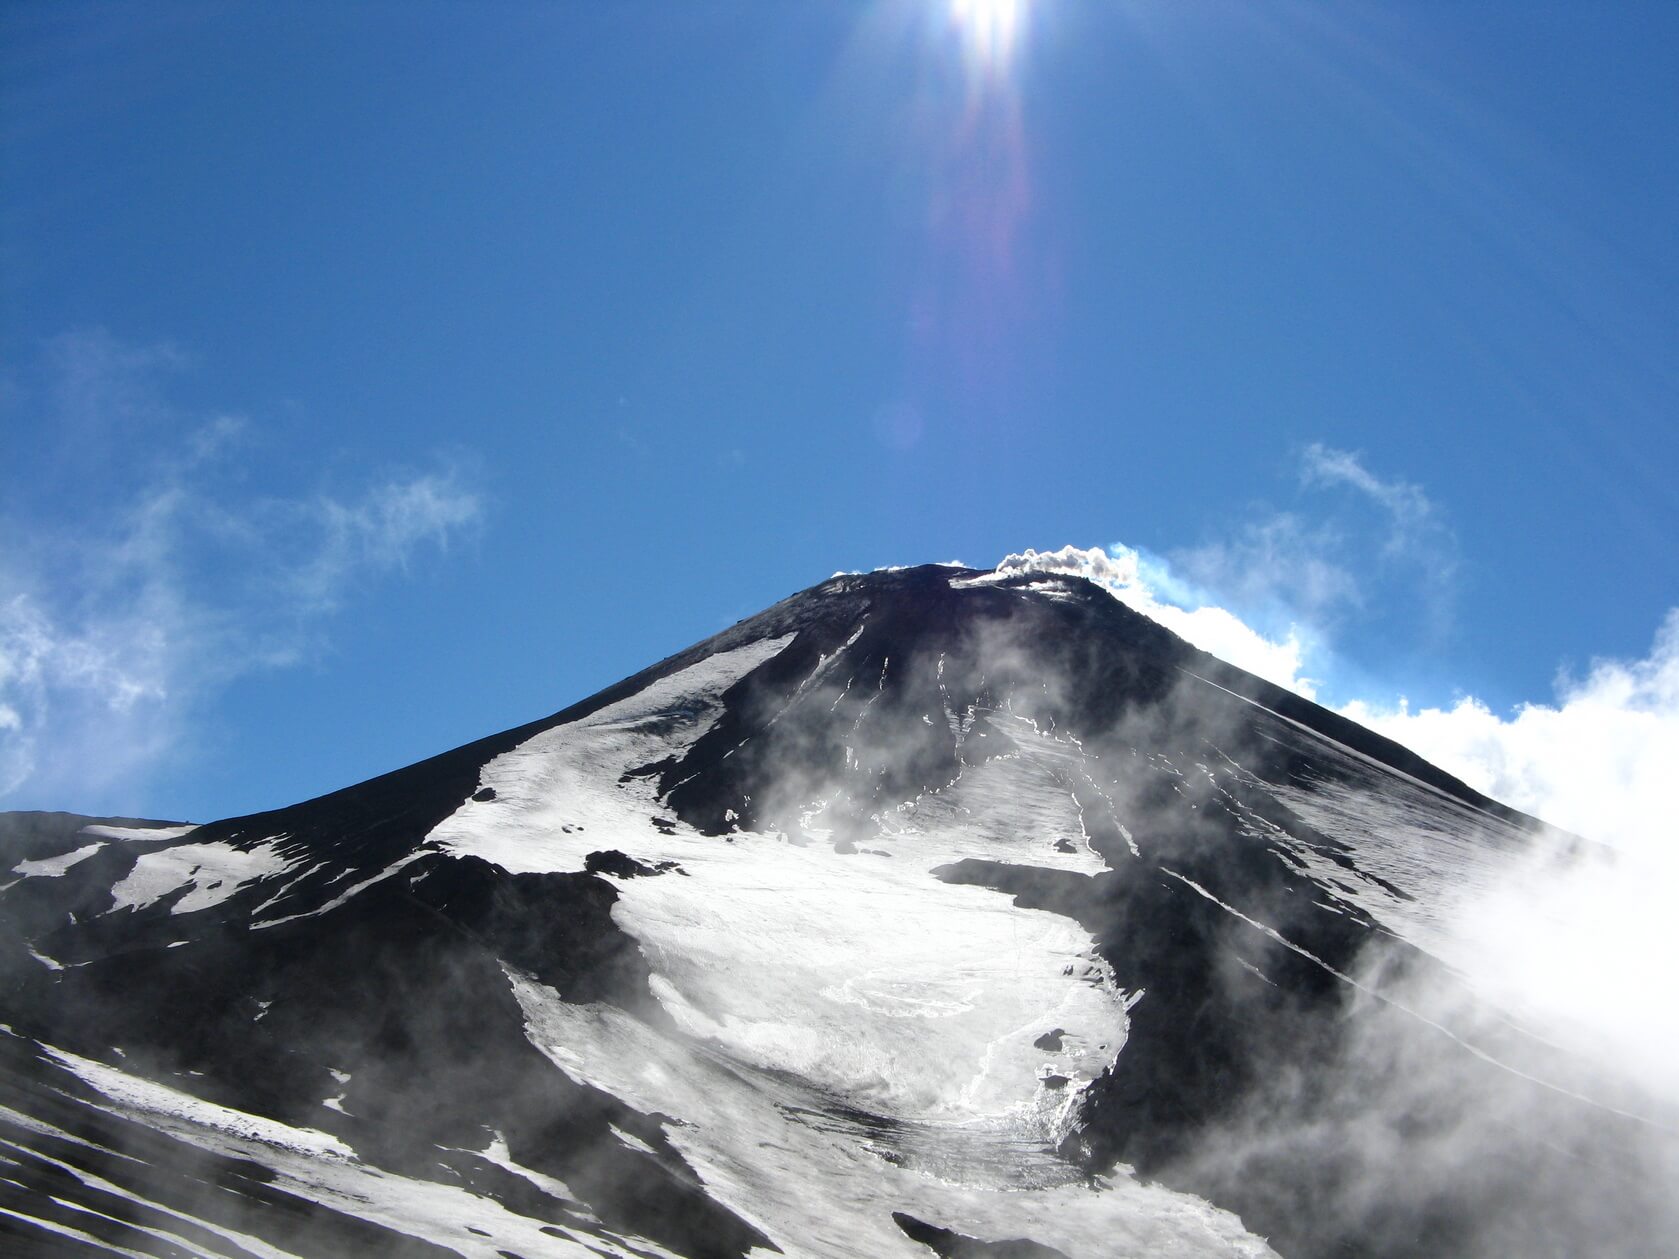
<box><xmin>1</xmin><ymin>564</ymin><xmax>1672</xmax><ymax>1259</ymax></box>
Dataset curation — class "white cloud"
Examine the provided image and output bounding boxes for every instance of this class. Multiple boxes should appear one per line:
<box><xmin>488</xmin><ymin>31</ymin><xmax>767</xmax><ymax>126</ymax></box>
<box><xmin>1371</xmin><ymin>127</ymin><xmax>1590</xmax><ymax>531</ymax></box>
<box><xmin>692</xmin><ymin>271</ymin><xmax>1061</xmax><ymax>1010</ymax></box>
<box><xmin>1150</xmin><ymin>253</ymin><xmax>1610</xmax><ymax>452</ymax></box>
<box><xmin>0</xmin><ymin>464</ymin><xmax>482</xmax><ymax>810</ymax></box>
<box><xmin>1340</xmin><ymin>612</ymin><xmax>1679</xmax><ymax>857</ymax></box>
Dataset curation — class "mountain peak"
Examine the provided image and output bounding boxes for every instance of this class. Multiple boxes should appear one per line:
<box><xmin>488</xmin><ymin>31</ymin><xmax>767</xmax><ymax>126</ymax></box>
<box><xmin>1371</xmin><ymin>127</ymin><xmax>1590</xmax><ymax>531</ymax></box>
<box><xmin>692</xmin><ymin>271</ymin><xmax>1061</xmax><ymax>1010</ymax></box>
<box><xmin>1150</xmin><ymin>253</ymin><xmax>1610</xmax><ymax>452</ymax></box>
<box><xmin>0</xmin><ymin>562</ymin><xmax>1667</xmax><ymax>1259</ymax></box>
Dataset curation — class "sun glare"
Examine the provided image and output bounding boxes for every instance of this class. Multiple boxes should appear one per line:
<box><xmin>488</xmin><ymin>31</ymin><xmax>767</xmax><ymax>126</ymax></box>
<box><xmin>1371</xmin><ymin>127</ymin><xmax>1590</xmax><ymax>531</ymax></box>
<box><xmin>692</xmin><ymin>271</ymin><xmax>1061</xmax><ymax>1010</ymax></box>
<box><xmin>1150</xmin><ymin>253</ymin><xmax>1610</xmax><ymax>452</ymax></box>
<box><xmin>949</xmin><ymin>0</ymin><xmax>1028</xmax><ymax>73</ymax></box>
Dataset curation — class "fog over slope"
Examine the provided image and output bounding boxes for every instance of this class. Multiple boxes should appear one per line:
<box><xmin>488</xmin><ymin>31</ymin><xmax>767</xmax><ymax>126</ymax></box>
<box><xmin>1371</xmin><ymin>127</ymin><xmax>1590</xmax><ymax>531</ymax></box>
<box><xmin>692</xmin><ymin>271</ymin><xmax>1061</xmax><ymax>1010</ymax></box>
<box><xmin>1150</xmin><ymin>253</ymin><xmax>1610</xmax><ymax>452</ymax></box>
<box><xmin>1006</xmin><ymin>544</ymin><xmax>1679</xmax><ymax>1119</ymax></box>
<box><xmin>1</xmin><ymin>563</ymin><xmax>1672</xmax><ymax>1259</ymax></box>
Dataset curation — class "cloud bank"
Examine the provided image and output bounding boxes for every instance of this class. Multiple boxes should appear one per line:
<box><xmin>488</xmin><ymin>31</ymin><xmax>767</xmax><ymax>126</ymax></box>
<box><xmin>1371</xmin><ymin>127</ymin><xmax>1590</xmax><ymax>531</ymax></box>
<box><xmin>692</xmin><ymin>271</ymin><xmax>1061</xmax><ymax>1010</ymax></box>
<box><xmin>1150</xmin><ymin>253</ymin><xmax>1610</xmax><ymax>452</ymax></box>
<box><xmin>1343</xmin><ymin>616</ymin><xmax>1679</xmax><ymax>1100</ymax></box>
<box><xmin>1341</xmin><ymin>615</ymin><xmax>1679</xmax><ymax>857</ymax></box>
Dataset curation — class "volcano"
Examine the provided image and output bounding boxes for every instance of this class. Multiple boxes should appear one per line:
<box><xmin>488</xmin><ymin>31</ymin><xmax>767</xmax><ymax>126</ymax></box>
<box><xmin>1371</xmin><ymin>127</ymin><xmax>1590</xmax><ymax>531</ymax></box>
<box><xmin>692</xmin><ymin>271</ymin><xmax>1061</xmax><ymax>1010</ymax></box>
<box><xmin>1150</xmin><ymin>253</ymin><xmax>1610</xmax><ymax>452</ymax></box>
<box><xmin>1</xmin><ymin>562</ymin><xmax>1671</xmax><ymax>1259</ymax></box>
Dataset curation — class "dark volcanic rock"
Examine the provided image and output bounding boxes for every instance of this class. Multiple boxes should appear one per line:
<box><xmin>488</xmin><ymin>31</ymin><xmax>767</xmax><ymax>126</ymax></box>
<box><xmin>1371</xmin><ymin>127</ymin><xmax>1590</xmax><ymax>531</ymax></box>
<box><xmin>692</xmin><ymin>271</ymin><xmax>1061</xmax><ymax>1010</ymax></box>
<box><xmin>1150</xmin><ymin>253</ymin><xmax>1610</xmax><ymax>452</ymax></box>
<box><xmin>586</xmin><ymin>848</ymin><xmax>683</xmax><ymax>878</ymax></box>
<box><xmin>893</xmin><ymin>1212</ymin><xmax>1072</xmax><ymax>1259</ymax></box>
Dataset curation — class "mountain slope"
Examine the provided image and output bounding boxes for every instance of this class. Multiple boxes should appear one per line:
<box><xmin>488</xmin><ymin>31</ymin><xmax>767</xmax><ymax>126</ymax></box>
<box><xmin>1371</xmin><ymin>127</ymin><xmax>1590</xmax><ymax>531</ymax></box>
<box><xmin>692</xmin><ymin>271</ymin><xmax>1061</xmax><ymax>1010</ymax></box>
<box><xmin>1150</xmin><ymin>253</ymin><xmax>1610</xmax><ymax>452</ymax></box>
<box><xmin>1</xmin><ymin>564</ymin><xmax>1671</xmax><ymax>1259</ymax></box>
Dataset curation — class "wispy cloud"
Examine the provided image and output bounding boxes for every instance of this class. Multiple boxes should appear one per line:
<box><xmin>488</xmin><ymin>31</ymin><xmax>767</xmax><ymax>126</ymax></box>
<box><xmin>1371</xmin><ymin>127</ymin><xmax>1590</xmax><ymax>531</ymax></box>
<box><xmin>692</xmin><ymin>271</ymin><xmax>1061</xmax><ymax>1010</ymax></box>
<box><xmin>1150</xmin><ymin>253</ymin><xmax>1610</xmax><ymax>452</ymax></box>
<box><xmin>0</xmin><ymin>586</ymin><xmax>175</xmax><ymax>800</ymax></box>
<box><xmin>288</xmin><ymin>473</ymin><xmax>484</xmax><ymax>613</ymax></box>
<box><xmin>1169</xmin><ymin>513</ymin><xmax>1359</xmax><ymax>636</ymax></box>
<box><xmin>1144</xmin><ymin>443</ymin><xmax>1462</xmax><ymax>674</ymax></box>
<box><xmin>1301</xmin><ymin>442</ymin><xmax>1440</xmax><ymax>553</ymax></box>
<box><xmin>1300</xmin><ymin>442</ymin><xmax>1460</xmax><ymax>639</ymax></box>
<box><xmin>0</xmin><ymin>331</ymin><xmax>484</xmax><ymax>812</ymax></box>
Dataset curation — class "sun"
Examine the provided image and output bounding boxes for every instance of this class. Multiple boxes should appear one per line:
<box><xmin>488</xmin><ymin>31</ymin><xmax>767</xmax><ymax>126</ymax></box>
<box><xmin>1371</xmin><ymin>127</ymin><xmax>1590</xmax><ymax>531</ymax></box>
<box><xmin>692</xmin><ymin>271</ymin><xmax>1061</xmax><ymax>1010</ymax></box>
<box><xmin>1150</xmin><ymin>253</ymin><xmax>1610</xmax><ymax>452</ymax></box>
<box><xmin>948</xmin><ymin>0</ymin><xmax>1029</xmax><ymax>73</ymax></box>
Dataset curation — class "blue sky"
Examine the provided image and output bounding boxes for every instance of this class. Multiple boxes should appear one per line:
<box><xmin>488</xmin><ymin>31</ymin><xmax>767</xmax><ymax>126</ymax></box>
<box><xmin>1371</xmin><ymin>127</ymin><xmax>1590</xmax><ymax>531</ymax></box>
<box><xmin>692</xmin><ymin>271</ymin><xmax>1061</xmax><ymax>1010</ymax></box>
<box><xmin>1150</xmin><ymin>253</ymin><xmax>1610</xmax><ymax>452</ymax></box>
<box><xmin>4</xmin><ymin>1</ymin><xmax>1678</xmax><ymax>829</ymax></box>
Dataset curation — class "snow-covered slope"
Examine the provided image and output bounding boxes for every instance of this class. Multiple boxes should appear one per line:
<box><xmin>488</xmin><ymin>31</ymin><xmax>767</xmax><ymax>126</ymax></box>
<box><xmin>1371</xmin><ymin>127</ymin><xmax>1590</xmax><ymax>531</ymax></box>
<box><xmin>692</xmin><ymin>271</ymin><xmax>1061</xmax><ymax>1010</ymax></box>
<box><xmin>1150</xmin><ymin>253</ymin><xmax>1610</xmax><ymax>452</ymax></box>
<box><xmin>1</xmin><ymin>565</ymin><xmax>1672</xmax><ymax>1259</ymax></box>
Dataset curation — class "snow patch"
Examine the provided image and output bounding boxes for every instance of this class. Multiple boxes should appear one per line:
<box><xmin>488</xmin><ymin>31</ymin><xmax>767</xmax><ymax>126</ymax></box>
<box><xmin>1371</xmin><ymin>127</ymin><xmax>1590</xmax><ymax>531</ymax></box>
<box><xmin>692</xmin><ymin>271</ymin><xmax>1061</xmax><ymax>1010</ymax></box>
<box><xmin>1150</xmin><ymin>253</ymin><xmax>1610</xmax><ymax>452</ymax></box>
<box><xmin>79</xmin><ymin>824</ymin><xmax>198</xmax><ymax>842</ymax></box>
<box><xmin>46</xmin><ymin>1045</ymin><xmax>354</xmax><ymax>1160</ymax></box>
<box><xmin>108</xmin><ymin>839</ymin><xmax>293</xmax><ymax>915</ymax></box>
<box><xmin>427</xmin><ymin>634</ymin><xmax>797</xmax><ymax>874</ymax></box>
<box><xmin>12</xmin><ymin>842</ymin><xmax>102</xmax><ymax>877</ymax></box>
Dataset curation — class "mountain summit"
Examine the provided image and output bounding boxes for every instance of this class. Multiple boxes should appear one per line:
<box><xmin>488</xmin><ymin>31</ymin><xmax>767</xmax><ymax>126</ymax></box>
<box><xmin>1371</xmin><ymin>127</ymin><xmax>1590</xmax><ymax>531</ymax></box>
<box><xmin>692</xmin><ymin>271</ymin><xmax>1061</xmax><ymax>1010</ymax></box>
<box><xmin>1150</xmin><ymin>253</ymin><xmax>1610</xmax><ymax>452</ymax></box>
<box><xmin>1</xmin><ymin>564</ymin><xmax>1671</xmax><ymax>1258</ymax></box>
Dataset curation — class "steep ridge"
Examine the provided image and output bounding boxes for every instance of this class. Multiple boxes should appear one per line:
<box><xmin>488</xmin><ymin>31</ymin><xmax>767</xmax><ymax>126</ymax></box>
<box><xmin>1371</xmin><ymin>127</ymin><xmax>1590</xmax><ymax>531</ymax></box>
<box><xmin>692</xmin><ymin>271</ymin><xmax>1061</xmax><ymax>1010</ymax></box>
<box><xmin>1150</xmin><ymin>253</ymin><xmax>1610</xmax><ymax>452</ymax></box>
<box><xmin>0</xmin><ymin>565</ymin><xmax>1671</xmax><ymax>1259</ymax></box>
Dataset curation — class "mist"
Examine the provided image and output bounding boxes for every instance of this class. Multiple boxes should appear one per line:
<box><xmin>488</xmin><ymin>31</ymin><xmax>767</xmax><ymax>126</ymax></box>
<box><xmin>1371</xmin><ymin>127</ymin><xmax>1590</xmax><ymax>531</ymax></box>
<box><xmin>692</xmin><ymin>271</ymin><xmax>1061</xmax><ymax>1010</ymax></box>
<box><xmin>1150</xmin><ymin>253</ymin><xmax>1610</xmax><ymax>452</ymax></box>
<box><xmin>969</xmin><ymin>547</ymin><xmax>1679</xmax><ymax>1256</ymax></box>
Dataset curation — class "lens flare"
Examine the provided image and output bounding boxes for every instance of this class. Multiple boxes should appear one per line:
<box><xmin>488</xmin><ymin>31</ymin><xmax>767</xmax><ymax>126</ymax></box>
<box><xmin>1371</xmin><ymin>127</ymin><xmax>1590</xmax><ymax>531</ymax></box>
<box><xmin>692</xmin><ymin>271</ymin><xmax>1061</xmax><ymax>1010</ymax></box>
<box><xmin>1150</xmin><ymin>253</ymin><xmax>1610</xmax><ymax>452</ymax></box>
<box><xmin>896</xmin><ymin>0</ymin><xmax>1041</xmax><ymax>410</ymax></box>
<box><xmin>949</xmin><ymin>0</ymin><xmax>1028</xmax><ymax>75</ymax></box>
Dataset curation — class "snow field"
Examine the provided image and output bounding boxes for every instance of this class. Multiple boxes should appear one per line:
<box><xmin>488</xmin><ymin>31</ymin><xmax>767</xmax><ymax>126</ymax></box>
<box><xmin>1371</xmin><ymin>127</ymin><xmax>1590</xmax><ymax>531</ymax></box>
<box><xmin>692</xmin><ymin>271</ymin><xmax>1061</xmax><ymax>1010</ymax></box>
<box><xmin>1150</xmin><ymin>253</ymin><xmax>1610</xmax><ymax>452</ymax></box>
<box><xmin>432</xmin><ymin>632</ymin><xmax>1277</xmax><ymax>1255</ymax></box>
<box><xmin>513</xmin><ymin>976</ymin><xmax>1276</xmax><ymax>1259</ymax></box>
<box><xmin>431</xmin><ymin>634</ymin><xmax>1126</xmax><ymax>1124</ymax></box>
